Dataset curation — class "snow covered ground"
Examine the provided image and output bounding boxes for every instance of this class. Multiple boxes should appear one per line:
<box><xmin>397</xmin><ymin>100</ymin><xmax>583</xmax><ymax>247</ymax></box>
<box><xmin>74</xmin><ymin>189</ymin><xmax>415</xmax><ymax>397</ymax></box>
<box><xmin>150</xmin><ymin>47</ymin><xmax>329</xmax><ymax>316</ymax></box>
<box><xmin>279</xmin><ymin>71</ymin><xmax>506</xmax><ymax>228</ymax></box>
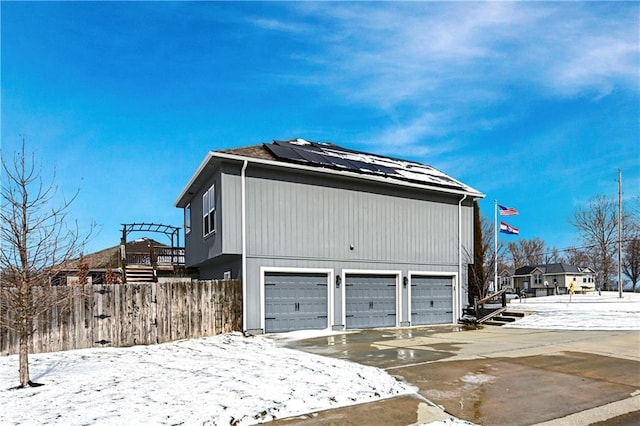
<box><xmin>0</xmin><ymin>333</ymin><xmax>416</xmax><ymax>425</ymax></box>
<box><xmin>1</xmin><ymin>292</ymin><xmax>638</xmax><ymax>425</ymax></box>
<box><xmin>504</xmin><ymin>291</ymin><xmax>640</xmax><ymax>330</ymax></box>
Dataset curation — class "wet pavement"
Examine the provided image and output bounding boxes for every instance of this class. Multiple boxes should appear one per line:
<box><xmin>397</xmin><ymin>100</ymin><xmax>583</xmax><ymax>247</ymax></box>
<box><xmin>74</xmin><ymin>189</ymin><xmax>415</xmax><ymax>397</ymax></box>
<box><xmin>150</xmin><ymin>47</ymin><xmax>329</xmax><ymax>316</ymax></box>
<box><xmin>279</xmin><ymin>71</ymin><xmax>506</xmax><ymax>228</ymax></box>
<box><xmin>271</xmin><ymin>326</ymin><xmax>640</xmax><ymax>425</ymax></box>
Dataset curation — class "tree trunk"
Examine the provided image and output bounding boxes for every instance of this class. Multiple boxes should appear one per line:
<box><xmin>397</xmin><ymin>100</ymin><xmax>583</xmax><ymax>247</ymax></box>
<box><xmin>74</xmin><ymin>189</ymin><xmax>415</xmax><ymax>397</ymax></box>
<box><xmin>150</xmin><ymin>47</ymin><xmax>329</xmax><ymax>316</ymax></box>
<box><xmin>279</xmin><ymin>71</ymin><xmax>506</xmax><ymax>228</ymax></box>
<box><xmin>18</xmin><ymin>280</ymin><xmax>31</xmax><ymax>388</ymax></box>
<box><xmin>19</xmin><ymin>329</ymin><xmax>30</xmax><ymax>387</ymax></box>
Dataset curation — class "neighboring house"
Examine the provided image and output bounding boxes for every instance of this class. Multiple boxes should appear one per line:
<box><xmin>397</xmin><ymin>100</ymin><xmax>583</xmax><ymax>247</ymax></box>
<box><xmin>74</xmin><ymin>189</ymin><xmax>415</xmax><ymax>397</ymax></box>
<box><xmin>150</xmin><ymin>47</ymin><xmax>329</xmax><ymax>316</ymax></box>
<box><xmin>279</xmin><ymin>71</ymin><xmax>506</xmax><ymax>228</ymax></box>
<box><xmin>174</xmin><ymin>139</ymin><xmax>484</xmax><ymax>334</ymax></box>
<box><xmin>52</xmin><ymin>238</ymin><xmax>187</xmax><ymax>285</ymax></box>
<box><xmin>511</xmin><ymin>263</ymin><xmax>596</xmax><ymax>296</ymax></box>
<box><xmin>498</xmin><ymin>268</ymin><xmax>516</xmax><ymax>291</ymax></box>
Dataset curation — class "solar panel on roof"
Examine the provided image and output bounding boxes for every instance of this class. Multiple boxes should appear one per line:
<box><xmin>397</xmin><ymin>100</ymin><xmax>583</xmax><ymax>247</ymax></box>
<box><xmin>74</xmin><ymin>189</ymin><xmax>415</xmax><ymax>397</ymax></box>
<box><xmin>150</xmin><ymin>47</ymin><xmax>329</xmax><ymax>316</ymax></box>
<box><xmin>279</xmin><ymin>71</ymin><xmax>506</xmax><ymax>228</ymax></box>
<box><xmin>293</xmin><ymin>148</ymin><xmax>331</xmax><ymax>165</ymax></box>
<box><xmin>265</xmin><ymin>144</ymin><xmax>309</xmax><ymax>163</ymax></box>
<box><xmin>319</xmin><ymin>154</ymin><xmax>352</xmax><ymax>169</ymax></box>
<box><xmin>263</xmin><ymin>139</ymin><xmax>474</xmax><ymax>192</ymax></box>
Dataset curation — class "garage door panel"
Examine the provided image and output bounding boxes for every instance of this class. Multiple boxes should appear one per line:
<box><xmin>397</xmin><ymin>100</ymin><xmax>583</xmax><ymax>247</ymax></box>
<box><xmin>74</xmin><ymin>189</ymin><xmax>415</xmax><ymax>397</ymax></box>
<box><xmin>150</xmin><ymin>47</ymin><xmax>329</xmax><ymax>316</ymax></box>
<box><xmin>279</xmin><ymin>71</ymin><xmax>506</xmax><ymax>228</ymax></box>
<box><xmin>345</xmin><ymin>274</ymin><xmax>397</xmax><ymax>329</ymax></box>
<box><xmin>411</xmin><ymin>276</ymin><xmax>453</xmax><ymax>325</ymax></box>
<box><xmin>265</xmin><ymin>272</ymin><xmax>328</xmax><ymax>333</ymax></box>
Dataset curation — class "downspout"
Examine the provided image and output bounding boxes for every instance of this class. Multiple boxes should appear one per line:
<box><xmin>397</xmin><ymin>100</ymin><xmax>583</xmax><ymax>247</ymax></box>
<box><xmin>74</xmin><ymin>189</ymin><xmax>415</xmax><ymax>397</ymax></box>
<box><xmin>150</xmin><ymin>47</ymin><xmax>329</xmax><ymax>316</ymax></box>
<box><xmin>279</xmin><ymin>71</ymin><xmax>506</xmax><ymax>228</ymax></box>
<box><xmin>458</xmin><ymin>193</ymin><xmax>468</xmax><ymax>320</ymax></box>
<box><xmin>241</xmin><ymin>160</ymin><xmax>248</xmax><ymax>332</ymax></box>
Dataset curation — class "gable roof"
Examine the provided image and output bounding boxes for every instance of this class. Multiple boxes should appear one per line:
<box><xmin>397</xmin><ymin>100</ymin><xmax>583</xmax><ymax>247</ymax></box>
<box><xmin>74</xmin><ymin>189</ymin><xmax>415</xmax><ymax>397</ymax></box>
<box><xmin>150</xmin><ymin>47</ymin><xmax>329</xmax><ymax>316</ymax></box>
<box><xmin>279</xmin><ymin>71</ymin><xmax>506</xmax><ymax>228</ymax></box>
<box><xmin>176</xmin><ymin>139</ymin><xmax>484</xmax><ymax>207</ymax></box>
<box><xmin>513</xmin><ymin>263</ymin><xmax>585</xmax><ymax>276</ymax></box>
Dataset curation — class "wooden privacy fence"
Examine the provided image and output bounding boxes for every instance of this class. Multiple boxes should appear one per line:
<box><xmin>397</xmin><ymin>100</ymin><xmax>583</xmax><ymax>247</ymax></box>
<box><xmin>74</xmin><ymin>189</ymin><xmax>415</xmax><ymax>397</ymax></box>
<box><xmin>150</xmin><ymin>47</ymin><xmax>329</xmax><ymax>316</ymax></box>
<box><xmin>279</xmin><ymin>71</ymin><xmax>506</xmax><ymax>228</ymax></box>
<box><xmin>0</xmin><ymin>279</ymin><xmax>242</xmax><ymax>356</ymax></box>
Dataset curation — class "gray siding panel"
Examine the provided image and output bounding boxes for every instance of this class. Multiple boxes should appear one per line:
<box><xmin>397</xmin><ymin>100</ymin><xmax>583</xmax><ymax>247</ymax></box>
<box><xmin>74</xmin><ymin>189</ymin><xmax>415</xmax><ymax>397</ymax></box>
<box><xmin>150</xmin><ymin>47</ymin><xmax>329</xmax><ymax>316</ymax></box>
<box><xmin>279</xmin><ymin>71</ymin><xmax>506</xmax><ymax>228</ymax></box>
<box><xmin>220</xmin><ymin>167</ymin><xmax>242</xmax><ymax>254</ymax></box>
<box><xmin>245</xmin><ymin>165</ymin><xmax>464</xmax><ymax>265</ymax></box>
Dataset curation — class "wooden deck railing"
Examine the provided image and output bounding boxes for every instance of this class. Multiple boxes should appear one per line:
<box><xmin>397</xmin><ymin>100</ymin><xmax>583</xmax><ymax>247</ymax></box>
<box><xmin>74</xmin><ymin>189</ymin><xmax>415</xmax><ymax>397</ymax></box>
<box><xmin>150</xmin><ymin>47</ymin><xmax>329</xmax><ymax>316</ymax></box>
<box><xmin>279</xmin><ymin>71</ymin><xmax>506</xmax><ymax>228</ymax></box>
<box><xmin>125</xmin><ymin>246</ymin><xmax>185</xmax><ymax>267</ymax></box>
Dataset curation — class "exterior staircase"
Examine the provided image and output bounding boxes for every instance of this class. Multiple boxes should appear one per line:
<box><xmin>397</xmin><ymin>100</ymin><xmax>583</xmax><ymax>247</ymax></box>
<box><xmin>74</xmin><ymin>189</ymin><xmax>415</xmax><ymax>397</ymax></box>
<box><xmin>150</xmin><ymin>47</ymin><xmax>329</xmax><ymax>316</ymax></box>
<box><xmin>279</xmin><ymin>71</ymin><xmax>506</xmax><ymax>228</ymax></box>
<box><xmin>124</xmin><ymin>265</ymin><xmax>156</xmax><ymax>282</ymax></box>
<box><xmin>459</xmin><ymin>288</ymin><xmax>527</xmax><ymax>327</ymax></box>
<box><xmin>483</xmin><ymin>310</ymin><xmax>525</xmax><ymax>326</ymax></box>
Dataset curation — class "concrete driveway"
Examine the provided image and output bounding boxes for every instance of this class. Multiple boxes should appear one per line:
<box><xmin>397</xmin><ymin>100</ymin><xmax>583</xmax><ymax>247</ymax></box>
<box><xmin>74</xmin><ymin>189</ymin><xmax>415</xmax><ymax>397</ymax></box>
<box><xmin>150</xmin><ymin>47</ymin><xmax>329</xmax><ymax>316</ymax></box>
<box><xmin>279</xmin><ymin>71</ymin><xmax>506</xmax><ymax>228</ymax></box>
<box><xmin>272</xmin><ymin>326</ymin><xmax>640</xmax><ymax>426</ymax></box>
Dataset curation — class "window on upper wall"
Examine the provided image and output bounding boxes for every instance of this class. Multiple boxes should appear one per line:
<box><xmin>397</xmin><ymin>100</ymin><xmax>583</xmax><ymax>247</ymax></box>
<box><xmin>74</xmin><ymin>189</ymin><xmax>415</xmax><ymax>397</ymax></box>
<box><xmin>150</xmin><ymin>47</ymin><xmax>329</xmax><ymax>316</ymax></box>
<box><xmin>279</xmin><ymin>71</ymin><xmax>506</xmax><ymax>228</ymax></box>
<box><xmin>203</xmin><ymin>184</ymin><xmax>215</xmax><ymax>237</ymax></box>
<box><xmin>184</xmin><ymin>203</ymin><xmax>191</xmax><ymax>234</ymax></box>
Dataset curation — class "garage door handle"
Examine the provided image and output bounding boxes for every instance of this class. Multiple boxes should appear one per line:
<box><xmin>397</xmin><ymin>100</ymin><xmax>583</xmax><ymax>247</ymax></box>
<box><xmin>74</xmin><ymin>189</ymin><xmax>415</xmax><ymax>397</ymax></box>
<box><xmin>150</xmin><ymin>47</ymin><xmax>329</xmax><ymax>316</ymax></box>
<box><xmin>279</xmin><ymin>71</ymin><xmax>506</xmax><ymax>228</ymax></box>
<box><xmin>265</xmin><ymin>317</ymin><xmax>276</xmax><ymax>320</ymax></box>
<box><xmin>346</xmin><ymin>315</ymin><xmax>354</xmax><ymax>318</ymax></box>
<box><xmin>317</xmin><ymin>315</ymin><xmax>327</xmax><ymax>319</ymax></box>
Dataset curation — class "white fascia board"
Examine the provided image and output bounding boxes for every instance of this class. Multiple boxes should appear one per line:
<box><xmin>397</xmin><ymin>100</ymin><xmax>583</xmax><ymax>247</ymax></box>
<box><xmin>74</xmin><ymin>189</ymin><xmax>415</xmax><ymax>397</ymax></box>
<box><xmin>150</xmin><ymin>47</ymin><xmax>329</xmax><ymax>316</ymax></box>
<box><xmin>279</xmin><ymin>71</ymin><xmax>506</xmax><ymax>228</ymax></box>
<box><xmin>174</xmin><ymin>152</ymin><xmax>215</xmax><ymax>207</ymax></box>
<box><xmin>201</xmin><ymin>151</ymin><xmax>485</xmax><ymax>200</ymax></box>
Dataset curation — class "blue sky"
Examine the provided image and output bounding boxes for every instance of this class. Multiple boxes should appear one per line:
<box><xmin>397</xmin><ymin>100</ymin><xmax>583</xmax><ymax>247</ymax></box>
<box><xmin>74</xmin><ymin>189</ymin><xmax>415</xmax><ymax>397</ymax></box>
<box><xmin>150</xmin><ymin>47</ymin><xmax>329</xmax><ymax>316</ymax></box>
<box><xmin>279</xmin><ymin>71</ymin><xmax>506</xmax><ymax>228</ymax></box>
<box><xmin>2</xmin><ymin>2</ymin><xmax>638</xmax><ymax>255</ymax></box>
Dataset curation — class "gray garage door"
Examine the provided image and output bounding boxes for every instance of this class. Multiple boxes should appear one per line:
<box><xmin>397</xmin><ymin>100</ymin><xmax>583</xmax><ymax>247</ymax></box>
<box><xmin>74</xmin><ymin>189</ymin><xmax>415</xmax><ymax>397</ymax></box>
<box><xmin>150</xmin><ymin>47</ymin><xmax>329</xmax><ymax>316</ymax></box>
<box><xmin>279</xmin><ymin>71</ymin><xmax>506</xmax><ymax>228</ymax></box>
<box><xmin>264</xmin><ymin>272</ymin><xmax>328</xmax><ymax>333</ymax></box>
<box><xmin>410</xmin><ymin>276</ymin><xmax>453</xmax><ymax>325</ymax></box>
<box><xmin>345</xmin><ymin>274</ymin><xmax>397</xmax><ymax>329</ymax></box>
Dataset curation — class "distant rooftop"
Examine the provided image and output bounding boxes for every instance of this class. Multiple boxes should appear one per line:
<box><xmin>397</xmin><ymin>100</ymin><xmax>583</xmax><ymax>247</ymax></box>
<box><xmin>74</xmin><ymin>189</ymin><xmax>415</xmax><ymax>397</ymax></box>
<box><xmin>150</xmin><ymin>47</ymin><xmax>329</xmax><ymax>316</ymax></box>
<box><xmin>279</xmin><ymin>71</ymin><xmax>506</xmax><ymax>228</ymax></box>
<box><xmin>514</xmin><ymin>263</ymin><xmax>587</xmax><ymax>275</ymax></box>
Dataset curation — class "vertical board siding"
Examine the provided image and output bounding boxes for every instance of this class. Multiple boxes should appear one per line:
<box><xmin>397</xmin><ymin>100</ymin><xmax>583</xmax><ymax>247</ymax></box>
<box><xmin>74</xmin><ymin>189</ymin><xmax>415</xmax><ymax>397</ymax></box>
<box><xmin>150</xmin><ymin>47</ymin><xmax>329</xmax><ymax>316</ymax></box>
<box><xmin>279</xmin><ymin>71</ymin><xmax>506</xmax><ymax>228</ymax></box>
<box><xmin>245</xmin><ymin>168</ymin><xmax>464</xmax><ymax>265</ymax></box>
<box><xmin>0</xmin><ymin>280</ymin><xmax>242</xmax><ymax>356</ymax></box>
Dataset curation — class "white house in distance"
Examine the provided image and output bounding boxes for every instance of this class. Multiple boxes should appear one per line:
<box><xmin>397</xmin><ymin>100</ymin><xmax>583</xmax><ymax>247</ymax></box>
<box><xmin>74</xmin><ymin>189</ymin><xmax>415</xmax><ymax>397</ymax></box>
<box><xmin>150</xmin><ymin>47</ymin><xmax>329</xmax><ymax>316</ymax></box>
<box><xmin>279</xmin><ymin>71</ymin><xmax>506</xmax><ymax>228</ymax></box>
<box><xmin>501</xmin><ymin>263</ymin><xmax>596</xmax><ymax>297</ymax></box>
<box><xmin>174</xmin><ymin>139</ymin><xmax>484</xmax><ymax>334</ymax></box>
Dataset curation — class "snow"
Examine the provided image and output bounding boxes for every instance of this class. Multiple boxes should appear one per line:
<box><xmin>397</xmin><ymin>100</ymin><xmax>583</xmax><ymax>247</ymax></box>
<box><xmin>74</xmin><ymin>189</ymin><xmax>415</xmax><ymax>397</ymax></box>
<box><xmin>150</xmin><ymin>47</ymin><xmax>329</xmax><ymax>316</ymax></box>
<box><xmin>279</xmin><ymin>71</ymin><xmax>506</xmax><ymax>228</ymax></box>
<box><xmin>0</xmin><ymin>315</ymin><xmax>480</xmax><ymax>426</ymax></box>
<box><xmin>319</xmin><ymin>144</ymin><xmax>478</xmax><ymax>193</ymax></box>
<box><xmin>0</xmin><ymin>333</ymin><xmax>415</xmax><ymax>425</ymax></box>
<box><xmin>504</xmin><ymin>292</ymin><xmax>640</xmax><ymax>330</ymax></box>
<box><xmin>2</xmin><ymin>292</ymin><xmax>639</xmax><ymax>425</ymax></box>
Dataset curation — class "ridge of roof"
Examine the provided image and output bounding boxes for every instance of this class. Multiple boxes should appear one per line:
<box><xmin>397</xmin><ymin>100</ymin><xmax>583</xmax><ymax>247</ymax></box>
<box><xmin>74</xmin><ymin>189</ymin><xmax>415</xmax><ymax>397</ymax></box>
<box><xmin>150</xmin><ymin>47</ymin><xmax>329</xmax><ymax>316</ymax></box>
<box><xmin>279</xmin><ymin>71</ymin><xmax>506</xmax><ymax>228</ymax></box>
<box><xmin>514</xmin><ymin>263</ymin><xmax>586</xmax><ymax>275</ymax></box>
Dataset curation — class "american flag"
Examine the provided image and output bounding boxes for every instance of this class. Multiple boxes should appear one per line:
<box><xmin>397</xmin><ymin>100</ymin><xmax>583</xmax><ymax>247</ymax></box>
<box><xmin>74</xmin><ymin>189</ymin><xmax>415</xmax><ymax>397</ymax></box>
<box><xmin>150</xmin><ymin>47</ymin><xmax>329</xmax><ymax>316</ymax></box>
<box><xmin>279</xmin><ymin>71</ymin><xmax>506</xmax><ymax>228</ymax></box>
<box><xmin>499</xmin><ymin>204</ymin><xmax>519</xmax><ymax>216</ymax></box>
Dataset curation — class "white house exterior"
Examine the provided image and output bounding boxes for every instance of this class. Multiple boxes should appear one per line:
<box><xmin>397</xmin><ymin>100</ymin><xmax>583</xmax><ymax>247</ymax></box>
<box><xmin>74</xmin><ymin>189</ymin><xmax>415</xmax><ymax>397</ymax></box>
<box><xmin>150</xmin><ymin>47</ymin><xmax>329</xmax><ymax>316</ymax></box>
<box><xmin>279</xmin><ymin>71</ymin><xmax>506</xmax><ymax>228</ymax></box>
<box><xmin>510</xmin><ymin>263</ymin><xmax>596</xmax><ymax>296</ymax></box>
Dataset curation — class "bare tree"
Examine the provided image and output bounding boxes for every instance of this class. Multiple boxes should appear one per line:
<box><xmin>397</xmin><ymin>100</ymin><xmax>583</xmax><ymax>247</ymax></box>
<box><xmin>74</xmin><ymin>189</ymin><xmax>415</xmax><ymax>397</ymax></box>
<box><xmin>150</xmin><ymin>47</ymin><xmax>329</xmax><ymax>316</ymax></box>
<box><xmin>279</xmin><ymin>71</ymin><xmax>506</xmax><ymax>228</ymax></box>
<box><xmin>0</xmin><ymin>140</ymin><xmax>93</xmax><ymax>388</ymax></box>
<box><xmin>562</xmin><ymin>246</ymin><xmax>591</xmax><ymax>267</ymax></box>
<box><xmin>507</xmin><ymin>238</ymin><xmax>547</xmax><ymax>268</ymax></box>
<box><xmin>545</xmin><ymin>246</ymin><xmax>563</xmax><ymax>264</ymax></box>
<box><xmin>570</xmin><ymin>195</ymin><xmax>618</xmax><ymax>290</ymax></box>
<box><xmin>622</xmin><ymin>198</ymin><xmax>640</xmax><ymax>291</ymax></box>
<box><xmin>623</xmin><ymin>237</ymin><xmax>640</xmax><ymax>292</ymax></box>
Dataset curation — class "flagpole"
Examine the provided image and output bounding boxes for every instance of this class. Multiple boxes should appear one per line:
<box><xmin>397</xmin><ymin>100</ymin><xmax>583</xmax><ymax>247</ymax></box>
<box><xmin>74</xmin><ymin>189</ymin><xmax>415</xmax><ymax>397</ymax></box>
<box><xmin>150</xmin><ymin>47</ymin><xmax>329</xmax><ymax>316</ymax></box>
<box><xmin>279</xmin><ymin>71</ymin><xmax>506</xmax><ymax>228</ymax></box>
<box><xmin>494</xmin><ymin>199</ymin><xmax>498</xmax><ymax>292</ymax></box>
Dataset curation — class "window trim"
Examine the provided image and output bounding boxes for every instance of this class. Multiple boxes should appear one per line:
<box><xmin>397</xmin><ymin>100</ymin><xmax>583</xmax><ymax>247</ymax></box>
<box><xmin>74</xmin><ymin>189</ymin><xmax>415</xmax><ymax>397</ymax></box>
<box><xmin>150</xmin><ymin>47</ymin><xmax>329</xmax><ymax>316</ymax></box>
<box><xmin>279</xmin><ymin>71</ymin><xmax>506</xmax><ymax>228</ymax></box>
<box><xmin>203</xmin><ymin>184</ymin><xmax>216</xmax><ymax>237</ymax></box>
<box><xmin>184</xmin><ymin>203</ymin><xmax>192</xmax><ymax>235</ymax></box>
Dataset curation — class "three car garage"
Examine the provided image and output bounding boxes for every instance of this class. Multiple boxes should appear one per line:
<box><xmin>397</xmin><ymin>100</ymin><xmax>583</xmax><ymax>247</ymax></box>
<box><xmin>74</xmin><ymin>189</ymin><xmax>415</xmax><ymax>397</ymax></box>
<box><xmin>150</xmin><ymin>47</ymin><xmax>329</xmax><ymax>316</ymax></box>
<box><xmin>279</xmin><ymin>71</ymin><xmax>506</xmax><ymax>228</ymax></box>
<box><xmin>263</xmin><ymin>269</ymin><xmax>454</xmax><ymax>333</ymax></box>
